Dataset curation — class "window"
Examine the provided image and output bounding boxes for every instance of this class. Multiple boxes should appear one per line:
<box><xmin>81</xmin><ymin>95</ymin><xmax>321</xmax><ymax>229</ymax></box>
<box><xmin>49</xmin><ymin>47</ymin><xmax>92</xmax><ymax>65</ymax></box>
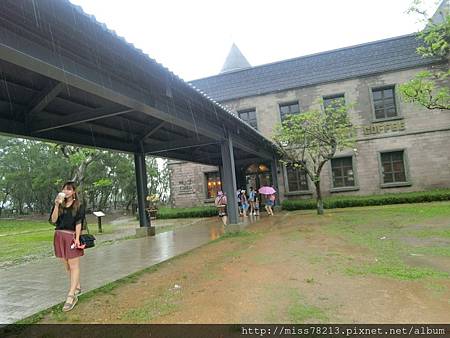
<box><xmin>238</xmin><ymin>109</ymin><xmax>257</xmax><ymax>129</ymax></box>
<box><xmin>323</xmin><ymin>94</ymin><xmax>345</xmax><ymax>112</ymax></box>
<box><xmin>331</xmin><ymin>157</ymin><xmax>355</xmax><ymax>188</ymax></box>
<box><xmin>205</xmin><ymin>172</ymin><xmax>221</xmax><ymax>198</ymax></box>
<box><xmin>279</xmin><ymin>102</ymin><xmax>300</xmax><ymax>122</ymax></box>
<box><xmin>372</xmin><ymin>86</ymin><xmax>398</xmax><ymax>119</ymax></box>
<box><xmin>380</xmin><ymin>151</ymin><xmax>406</xmax><ymax>184</ymax></box>
<box><xmin>286</xmin><ymin>166</ymin><xmax>309</xmax><ymax>192</ymax></box>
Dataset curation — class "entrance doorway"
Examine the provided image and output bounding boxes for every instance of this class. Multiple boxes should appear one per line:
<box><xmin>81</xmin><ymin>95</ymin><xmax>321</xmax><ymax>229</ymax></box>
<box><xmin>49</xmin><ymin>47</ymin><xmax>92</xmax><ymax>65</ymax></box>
<box><xmin>244</xmin><ymin>163</ymin><xmax>272</xmax><ymax>192</ymax></box>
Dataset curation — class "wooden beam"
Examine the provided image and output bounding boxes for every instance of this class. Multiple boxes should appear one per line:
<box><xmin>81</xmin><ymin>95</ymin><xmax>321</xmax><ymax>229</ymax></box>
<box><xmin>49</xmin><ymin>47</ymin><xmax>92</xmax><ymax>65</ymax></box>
<box><xmin>140</xmin><ymin>121</ymin><xmax>166</xmax><ymax>142</ymax></box>
<box><xmin>144</xmin><ymin>136</ymin><xmax>219</xmax><ymax>154</ymax></box>
<box><xmin>26</xmin><ymin>81</ymin><xmax>65</xmax><ymax>118</ymax></box>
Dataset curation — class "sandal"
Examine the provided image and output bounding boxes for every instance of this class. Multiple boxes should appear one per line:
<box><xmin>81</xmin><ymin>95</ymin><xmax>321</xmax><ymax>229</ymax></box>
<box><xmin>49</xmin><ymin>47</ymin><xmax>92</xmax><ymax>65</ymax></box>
<box><xmin>62</xmin><ymin>294</ymin><xmax>78</xmax><ymax>312</ymax></box>
<box><xmin>75</xmin><ymin>287</ymin><xmax>81</xmax><ymax>296</ymax></box>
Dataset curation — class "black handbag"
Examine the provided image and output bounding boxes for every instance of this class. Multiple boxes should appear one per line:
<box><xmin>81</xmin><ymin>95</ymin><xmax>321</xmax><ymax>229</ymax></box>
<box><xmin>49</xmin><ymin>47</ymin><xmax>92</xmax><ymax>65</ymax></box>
<box><xmin>80</xmin><ymin>233</ymin><xmax>96</xmax><ymax>248</ymax></box>
<box><xmin>79</xmin><ymin>218</ymin><xmax>96</xmax><ymax>248</ymax></box>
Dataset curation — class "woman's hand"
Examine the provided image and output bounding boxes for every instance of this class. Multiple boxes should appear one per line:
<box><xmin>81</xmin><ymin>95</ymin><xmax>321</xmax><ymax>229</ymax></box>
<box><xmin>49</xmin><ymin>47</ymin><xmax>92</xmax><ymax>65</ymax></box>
<box><xmin>74</xmin><ymin>238</ymin><xmax>81</xmax><ymax>248</ymax></box>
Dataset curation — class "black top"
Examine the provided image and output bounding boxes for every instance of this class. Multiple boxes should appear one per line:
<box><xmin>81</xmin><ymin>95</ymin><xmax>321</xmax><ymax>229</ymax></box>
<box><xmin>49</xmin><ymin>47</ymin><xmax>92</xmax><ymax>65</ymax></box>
<box><xmin>48</xmin><ymin>204</ymin><xmax>85</xmax><ymax>231</ymax></box>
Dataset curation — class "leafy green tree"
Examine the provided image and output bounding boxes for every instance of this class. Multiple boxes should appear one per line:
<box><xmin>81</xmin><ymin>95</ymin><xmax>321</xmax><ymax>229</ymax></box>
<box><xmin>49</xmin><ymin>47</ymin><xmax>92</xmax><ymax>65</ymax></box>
<box><xmin>0</xmin><ymin>135</ymin><xmax>170</xmax><ymax>215</ymax></box>
<box><xmin>0</xmin><ymin>137</ymin><xmax>67</xmax><ymax>214</ymax></box>
<box><xmin>274</xmin><ymin>99</ymin><xmax>356</xmax><ymax>215</ymax></box>
<box><xmin>399</xmin><ymin>1</ymin><xmax>450</xmax><ymax>110</ymax></box>
<box><xmin>59</xmin><ymin>145</ymin><xmax>101</xmax><ymax>203</ymax></box>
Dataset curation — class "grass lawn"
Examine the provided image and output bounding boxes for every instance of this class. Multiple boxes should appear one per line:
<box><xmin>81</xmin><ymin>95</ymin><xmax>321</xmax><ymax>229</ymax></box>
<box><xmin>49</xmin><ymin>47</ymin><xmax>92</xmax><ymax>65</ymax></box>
<box><xmin>322</xmin><ymin>203</ymin><xmax>450</xmax><ymax>279</ymax></box>
<box><xmin>0</xmin><ymin>219</ymin><xmax>117</xmax><ymax>268</ymax></box>
<box><xmin>19</xmin><ymin>201</ymin><xmax>450</xmax><ymax>324</ymax></box>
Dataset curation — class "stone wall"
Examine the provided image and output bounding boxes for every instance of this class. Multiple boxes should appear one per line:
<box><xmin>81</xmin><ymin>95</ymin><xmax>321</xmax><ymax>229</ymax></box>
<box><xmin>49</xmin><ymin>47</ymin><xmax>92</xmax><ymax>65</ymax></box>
<box><xmin>169</xmin><ymin>65</ymin><xmax>450</xmax><ymax>207</ymax></box>
<box><xmin>168</xmin><ymin>161</ymin><xmax>219</xmax><ymax>208</ymax></box>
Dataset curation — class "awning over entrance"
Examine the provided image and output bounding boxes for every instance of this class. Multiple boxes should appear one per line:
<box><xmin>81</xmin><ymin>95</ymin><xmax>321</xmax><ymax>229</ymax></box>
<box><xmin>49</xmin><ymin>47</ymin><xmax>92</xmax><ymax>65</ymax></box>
<box><xmin>0</xmin><ymin>0</ymin><xmax>279</xmax><ymax>226</ymax></box>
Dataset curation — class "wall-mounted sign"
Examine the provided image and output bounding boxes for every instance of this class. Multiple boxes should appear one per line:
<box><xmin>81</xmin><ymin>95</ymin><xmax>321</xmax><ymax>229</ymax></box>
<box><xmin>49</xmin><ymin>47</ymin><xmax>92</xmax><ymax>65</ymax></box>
<box><xmin>362</xmin><ymin>120</ymin><xmax>405</xmax><ymax>135</ymax></box>
<box><xmin>178</xmin><ymin>179</ymin><xmax>194</xmax><ymax>195</ymax></box>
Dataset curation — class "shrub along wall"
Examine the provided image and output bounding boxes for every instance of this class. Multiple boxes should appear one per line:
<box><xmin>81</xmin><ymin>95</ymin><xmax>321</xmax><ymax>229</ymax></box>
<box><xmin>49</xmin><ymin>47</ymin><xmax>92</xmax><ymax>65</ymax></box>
<box><xmin>282</xmin><ymin>189</ymin><xmax>450</xmax><ymax>211</ymax></box>
<box><xmin>157</xmin><ymin>206</ymin><xmax>217</xmax><ymax>219</ymax></box>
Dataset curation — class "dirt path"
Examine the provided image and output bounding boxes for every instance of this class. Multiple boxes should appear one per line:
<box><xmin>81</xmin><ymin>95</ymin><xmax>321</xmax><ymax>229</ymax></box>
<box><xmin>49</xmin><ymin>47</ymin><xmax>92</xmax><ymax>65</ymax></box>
<box><xmin>38</xmin><ymin>210</ymin><xmax>450</xmax><ymax>324</ymax></box>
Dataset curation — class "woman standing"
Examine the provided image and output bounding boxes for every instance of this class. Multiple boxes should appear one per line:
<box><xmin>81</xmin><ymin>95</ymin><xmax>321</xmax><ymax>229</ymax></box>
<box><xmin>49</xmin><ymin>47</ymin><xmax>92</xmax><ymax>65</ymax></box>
<box><xmin>248</xmin><ymin>187</ymin><xmax>256</xmax><ymax>216</ymax></box>
<box><xmin>265</xmin><ymin>193</ymin><xmax>275</xmax><ymax>216</ymax></box>
<box><xmin>214</xmin><ymin>191</ymin><xmax>228</xmax><ymax>225</ymax></box>
<box><xmin>239</xmin><ymin>189</ymin><xmax>249</xmax><ymax>217</ymax></box>
<box><xmin>49</xmin><ymin>181</ymin><xmax>86</xmax><ymax>312</ymax></box>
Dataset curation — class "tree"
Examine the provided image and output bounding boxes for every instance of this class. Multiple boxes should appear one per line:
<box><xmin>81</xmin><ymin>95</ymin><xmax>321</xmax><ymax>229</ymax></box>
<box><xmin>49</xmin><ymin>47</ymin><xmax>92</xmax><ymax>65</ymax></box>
<box><xmin>274</xmin><ymin>99</ymin><xmax>356</xmax><ymax>215</ymax></box>
<box><xmin>0</xmin><ymin>135</ymin><xmax>171</xmax><ymax>215</ymax></box>
<box><xmin>59</xmin><ymin>145</ymin><xmax>101</xmax><ymax>203</ymax></box>
<box><xmin>399</xmin><ymin>0</ymin><xmax>450</xmax><ymax>110</ymax></box>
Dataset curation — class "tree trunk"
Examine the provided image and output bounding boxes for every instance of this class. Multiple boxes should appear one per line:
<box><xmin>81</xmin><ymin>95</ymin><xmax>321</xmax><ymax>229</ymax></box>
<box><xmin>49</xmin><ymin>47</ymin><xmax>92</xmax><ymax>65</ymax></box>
<box><xmin>126</xmin><ymin>199</ymin><xmax>132</xmax><ymax>212</ymax></box>
<box><xmin>314</xmin><ymin>181</ymin><xmax>324</xmax><ymax>215</ymax></box>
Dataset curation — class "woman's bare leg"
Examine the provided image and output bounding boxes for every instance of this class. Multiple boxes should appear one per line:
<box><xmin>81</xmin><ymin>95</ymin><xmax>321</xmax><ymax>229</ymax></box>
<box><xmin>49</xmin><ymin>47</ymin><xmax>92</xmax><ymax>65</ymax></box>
<box><xmin>221</xmin><ymin>215</ymin><xmax>227</xmax><ymax>225</ymax></box>
<box><xmin>250</xmin><ymin>201</ymin><xmax>255</xmax><ymax>215</ymax></box>
<box><xmin>67</xmin><ymin>257</ymin><xmax>80</xmax><ymax>302</ymax></box>
<box><xmin>60</xmin><ymin>258</ymin><xmax>70</xmax><ymax>275</ymax></box>
<box><xmin>61</xmin><ymin>258</ymin><xmax>80</xmax><ymax>290</ymax></box>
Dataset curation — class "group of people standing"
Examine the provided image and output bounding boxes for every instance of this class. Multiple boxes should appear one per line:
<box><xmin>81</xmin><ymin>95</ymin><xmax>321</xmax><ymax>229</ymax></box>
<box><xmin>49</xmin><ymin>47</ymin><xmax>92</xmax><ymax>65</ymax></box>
<box><xmin>214</xmin><ymin>187</ymin><xmax>276</xmax><ymax>218</ymax></box>
<box><xmin>237</xmin><ymin>187</ymin><xmax>259</xmax><ymax>217</ymax></box>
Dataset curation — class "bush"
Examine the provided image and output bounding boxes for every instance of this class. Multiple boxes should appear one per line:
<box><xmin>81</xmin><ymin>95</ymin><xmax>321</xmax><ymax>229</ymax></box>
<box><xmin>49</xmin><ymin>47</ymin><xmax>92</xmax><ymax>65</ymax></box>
<box><xmin>157</xmin><ymin>206</ymin><xmax>217</xmax><ymax>219</ymax></box>
<box><xmin>282</xmin><ymin>189</ymin><xmax>450</xmax><ymax>211</ymax></box>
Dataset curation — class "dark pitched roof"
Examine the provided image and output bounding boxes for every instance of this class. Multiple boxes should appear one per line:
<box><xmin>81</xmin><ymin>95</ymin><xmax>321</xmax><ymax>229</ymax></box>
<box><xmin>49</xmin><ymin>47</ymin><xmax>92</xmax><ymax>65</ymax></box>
<box><xmin>189</xmin><ymin>34</ymin><xmax>443</xmax><ymax>102</ymax></box>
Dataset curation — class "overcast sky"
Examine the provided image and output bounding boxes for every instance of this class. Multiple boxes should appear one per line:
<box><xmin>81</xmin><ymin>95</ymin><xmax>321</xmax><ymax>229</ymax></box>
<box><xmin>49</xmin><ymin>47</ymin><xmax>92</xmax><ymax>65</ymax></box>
<box><xmin>69</xmin><ymin>0</ymin><xmax>440</xmax><ymax>81</ymax></box>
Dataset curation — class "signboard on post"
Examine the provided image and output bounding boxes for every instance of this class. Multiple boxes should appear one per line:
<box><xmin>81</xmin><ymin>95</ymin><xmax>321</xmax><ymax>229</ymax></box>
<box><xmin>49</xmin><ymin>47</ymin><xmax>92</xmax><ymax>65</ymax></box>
<box><xmin>93</xmin><ymin>211</ymin><xmax>106</xmax><ymax>233</ymax></box>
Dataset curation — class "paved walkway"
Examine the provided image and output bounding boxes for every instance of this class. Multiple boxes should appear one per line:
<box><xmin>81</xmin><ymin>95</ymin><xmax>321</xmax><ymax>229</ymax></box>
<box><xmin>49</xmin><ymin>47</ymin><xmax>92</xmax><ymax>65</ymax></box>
<box><xmin>0</xmin><ymin>217</ymin><xmax>251</xmax><ymax>324</ymax></box>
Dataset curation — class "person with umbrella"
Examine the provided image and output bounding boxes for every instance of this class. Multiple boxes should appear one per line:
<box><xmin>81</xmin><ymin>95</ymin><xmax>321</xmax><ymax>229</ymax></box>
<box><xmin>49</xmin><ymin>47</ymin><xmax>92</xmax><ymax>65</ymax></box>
<box><xmin>259</xmin><ymin>186</ymin><xmax>276</xmax><ymax>216</ymax></box>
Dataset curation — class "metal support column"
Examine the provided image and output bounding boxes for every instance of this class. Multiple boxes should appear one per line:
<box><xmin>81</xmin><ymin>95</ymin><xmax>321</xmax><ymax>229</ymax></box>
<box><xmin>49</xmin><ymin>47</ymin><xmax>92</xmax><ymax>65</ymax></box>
<box><xmin>271</xmin><ymin>156</ymin><xmax>280</xmax><ymax>204</ymax></box>
<box><xmin>134</xmin><ymin>152</ymin><xmax>155</xmax><ymax>236</ymax></box>
<box><xmin>218</xmin><ymin>165</ymin><xmax>224</xmax><ymax>191</ymax></box>
<box><xmin>134</xmin><ymin>153</ymin><xmax>148</xmax><ymax>227</ymax></box>
<box><xmin>140</xmin><ymin>153</ymin><xmax>149</xmax><ymax>200</ymax></box>
<box><xmin>220</xmin><ymin>135</ymin><xmax>239</xmax><ymax>225</ymax></box>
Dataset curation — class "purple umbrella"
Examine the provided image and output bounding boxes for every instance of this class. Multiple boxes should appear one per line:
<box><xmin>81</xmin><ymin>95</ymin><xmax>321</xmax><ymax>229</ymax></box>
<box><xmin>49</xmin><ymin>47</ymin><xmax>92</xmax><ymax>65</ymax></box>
<box><xmin>259</xmin><ymin>186</ymin><xmax>276</xmax><ymax>195</ymax></box>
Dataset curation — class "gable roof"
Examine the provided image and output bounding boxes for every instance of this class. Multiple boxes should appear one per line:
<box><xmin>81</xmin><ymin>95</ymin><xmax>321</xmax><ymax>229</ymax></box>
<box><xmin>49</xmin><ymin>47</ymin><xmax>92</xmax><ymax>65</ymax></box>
<box><xmin>220</xmin><ymin>43</ymin><xmax>252</xmax><ymax>73</ymax></box>
<box><xmin>190</xmin><ymin>34</ymin><xmax>443</xmax><ymax>102</ymax></box>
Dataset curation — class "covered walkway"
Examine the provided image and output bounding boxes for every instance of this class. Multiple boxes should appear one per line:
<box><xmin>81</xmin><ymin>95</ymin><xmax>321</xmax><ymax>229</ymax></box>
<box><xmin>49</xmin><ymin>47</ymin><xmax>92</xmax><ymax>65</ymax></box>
<box><xmin>0</xmin><ymin>0</ymin><xmax>279</xmax><ymax>227</ymax></box>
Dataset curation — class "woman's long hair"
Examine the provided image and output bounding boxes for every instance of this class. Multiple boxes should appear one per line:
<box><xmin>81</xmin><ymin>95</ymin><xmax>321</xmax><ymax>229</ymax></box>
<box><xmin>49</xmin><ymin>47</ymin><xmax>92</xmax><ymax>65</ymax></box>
<box><xmin>58</xmin><ymin>181</ymin><xmax>81</xmax><ymax>217</ymax></box>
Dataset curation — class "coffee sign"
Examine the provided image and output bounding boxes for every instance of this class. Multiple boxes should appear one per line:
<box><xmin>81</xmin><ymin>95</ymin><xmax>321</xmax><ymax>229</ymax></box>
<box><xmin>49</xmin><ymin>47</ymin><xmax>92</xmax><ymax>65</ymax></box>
<box><xmin>362</xmin><ymin>120</ymin><xmax>405</xmax><ymax>135</ymax></box>
<box><xmin>178</xmin><ymin>179</ymin><xmax>194</xmax><ymax>195</ymax></box>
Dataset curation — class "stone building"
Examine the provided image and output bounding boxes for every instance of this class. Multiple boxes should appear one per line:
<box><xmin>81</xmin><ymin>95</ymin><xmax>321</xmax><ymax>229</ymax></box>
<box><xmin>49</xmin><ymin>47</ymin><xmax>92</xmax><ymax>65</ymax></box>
<box><xmin>169</xmin><ymin>11</ymin><xmax>450</xmax><ymax>207</ymax></box>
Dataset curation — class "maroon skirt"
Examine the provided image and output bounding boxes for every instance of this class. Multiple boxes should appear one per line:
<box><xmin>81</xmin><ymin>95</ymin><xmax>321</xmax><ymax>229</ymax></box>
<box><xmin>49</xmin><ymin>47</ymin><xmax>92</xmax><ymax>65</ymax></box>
<box><xmin>54</xmin><ymin>230</ymin><xmax>84</xmax><ymax>259</ymax></box>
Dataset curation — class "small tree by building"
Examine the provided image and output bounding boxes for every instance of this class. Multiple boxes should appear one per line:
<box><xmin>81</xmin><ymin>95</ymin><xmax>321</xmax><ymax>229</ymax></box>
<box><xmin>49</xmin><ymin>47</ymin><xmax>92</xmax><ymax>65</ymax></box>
<box><xmin>274</xmin><ymin>99</ymin><xmax>356</xmax><ymax>215</ymax></box>
<box><xmin>399</xmin><ymin>1</ymin><xmax>450</xmax><ymax>111</ymax></box>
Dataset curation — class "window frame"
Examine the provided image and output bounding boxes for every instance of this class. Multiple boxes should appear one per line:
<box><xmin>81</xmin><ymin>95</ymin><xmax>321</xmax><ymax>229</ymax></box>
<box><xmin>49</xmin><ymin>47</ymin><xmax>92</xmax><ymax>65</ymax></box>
<box><xmin>329</xmin><ymin>154</ymin><xmax>360</xmax><ymax>192</ymax></box>
<box><xmin>279</xmin><ymin>101</ymin><xmax>300</xmax><ymax>123</ymax></box>
<box><xmin>237</xmin><ymin>108</ymin><xmax>258</xmax><ymax>130</ymax></box>
<box><xmin>322</xmin><ymin>93</ymin><xmax>346</xmax><ymax>113</ymax></box>
<box><xmin>283</xmin><ymin>165</ymin><xmax>312</xmax><ymax>195</ymax></box>
<box><xmin>377</xmin><ymin>149</ymin><xmax>412</xmax><ymax>188</ymax></box>
<box><xmin>369</xmin><ymin>84</ymin><xmax>403</xmax><ymax>122</ymax></box>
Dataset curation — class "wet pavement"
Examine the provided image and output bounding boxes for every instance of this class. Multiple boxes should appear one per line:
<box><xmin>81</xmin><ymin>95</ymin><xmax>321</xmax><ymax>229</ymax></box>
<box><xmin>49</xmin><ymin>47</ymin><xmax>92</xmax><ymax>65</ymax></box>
<box><xmin>0</xmin><ymin>216</ymin><xmax>258</xmax><ymax>324</ymax></box>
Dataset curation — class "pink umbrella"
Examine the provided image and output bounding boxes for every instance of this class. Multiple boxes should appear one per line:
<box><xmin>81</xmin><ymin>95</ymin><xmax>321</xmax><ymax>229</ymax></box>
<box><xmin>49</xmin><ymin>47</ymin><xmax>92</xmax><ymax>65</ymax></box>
<box><xmin>259</xmin><ymin>186</ymin><xmax>276</xmax><ymax>195</ymax></box>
